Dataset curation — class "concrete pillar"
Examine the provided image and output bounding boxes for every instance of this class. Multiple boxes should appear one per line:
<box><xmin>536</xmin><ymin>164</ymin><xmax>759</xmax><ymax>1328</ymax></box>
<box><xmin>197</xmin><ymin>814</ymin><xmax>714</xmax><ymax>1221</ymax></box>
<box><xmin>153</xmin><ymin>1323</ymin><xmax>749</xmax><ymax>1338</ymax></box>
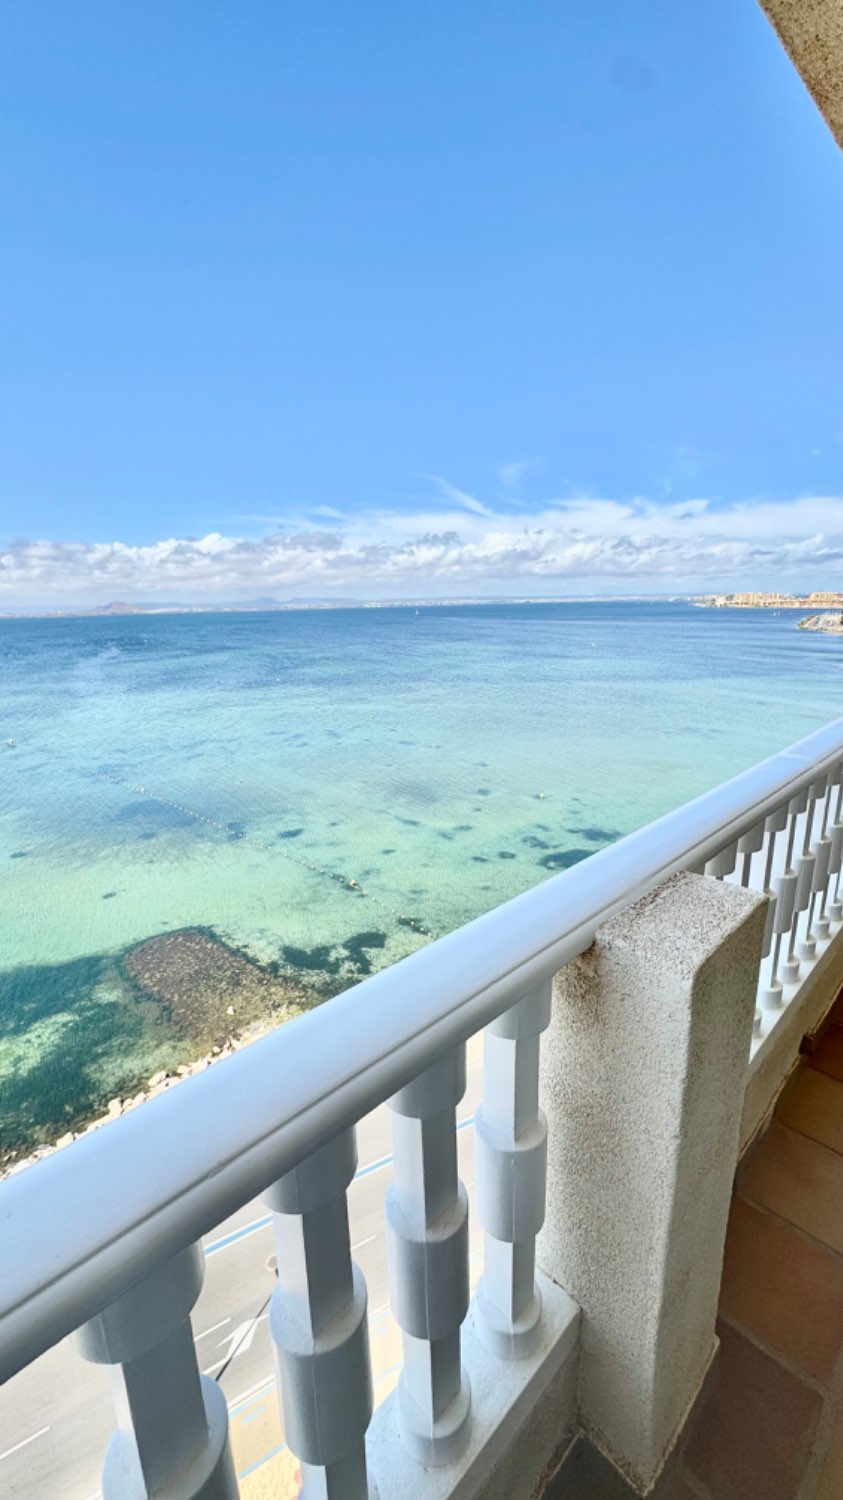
<box><xmin>538</xmin><ymin>871</ymin><xmax>766</xmax><ymax>1495</ymax></box>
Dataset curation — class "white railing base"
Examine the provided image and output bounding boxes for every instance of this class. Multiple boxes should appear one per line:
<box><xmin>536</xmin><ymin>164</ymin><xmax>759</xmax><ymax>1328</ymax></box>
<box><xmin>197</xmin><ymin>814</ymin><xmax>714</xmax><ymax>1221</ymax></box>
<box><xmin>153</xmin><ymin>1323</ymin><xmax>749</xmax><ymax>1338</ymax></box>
<box><xmin>367</xmin><ymin>1275</ymin><xmax>578</xmax><ymax>1500</ymax></box>
<box><xmin>743</xmin><ymin>914</ymin><xmax>843</xmax><ymax>1150</ymax></box>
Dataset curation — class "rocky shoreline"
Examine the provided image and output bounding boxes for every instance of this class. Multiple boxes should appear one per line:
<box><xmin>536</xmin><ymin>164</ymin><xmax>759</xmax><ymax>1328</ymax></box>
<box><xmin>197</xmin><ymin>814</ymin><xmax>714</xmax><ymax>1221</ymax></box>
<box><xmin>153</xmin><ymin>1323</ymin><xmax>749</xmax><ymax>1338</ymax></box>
<box><xmin>0</xmin><ymin>1021</ymin><xmax>271</xmax><ymax>1181</ymax></box>
<box><xmin>1</xmin><ymin>927</ymin><xmax>315</xmax><ymax>1181</ymax></box>
<box><xmin>798</xmin><ymin>613</ymin><xmax>843</xmax><ymax>634</ymax></box>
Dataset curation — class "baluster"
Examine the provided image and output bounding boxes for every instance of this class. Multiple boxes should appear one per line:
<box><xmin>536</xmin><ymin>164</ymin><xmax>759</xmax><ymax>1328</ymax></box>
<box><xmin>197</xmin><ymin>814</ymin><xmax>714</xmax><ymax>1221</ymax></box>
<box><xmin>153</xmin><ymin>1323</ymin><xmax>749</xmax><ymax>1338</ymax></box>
<box><xmin>756</xmin><ymin>805</ymin><xmax>787</xmax><ymax>1013</ymax></box>
<box><xmin>799</xmin><ymin>772</ymin><xmax>835</xmax><ymax>958</ymax></box>
<box><xmin>475</xmin><ymin>983</ymin><xmax>550</xmax><ymax>1359</ymax></box>
<box><xmin>386</xmin><ymin>1047</ymin><xmax>471</xmax><ymax>1465</ymax></box>
<box><xmin>781</xmin><ymin>784</ymin><xmax>820</xmax><ymax>984</ymax></box>
<box><xmin>810</xmin><ymin>768</ymin><xmax>834</xmax><ymax>930</ymax></box>
<box><xmin>703</xmin><ymin>839</ymin><xmax>738</xmax><ymax>880</ymax></box>
<box><xmin>736</xmin><ymin>821</ymin><xmax>765</xmax><ymax>887</ymax></box>
<box><xmin>264</xmin><ymin>1129</ymin><xmax>373</xmax><ymax>1499</ymax></box>
<box><xmin>792</xmin><ymin>780</ymin><xmax>828</xmax><ymax>966</ymax></box>
<box><xmin>820</xmin><ymin>767</ymin><xmax>843</xmax><ymax>932</ymax></box>
<box><xmin>762</xmin><ymin>789</ymin><xmax>805</xmax><ymax>1005</ymax></box>
<box><xmin>76</xmin><ymin>1244</ymin><xmax>237</xmax><ymax>1500</ymax></box>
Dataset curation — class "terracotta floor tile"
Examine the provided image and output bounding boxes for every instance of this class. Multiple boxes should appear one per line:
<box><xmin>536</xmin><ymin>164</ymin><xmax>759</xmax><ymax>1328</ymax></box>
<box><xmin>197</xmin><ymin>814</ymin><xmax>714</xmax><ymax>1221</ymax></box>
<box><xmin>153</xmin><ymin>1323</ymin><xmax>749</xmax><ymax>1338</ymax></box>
<box><xmin>778</xmin><ymin>1066</ymin><xmax>843</xmax><ymax>1157</ymax></box>
<box><xmin>720</xmin><ymin>1197</ymin><xmax>843</xmax><ymax>1384</ymax></box>
<box><xmin>739</xmin><ymin>1121</ymin><xmax>843</xmax><ymax>1254</ymax></box>
<box><xmin>682</xmin><ymin>1321</ymin><xmax>821</xmax><ymax>1500</ymax></box>
<box><xmin>810</xmin><ymin>1023</ymin><xmax>843</xmax><ymax>1083</ymax></box>
<box><xmin>817</xmin><ymin>1406</ymin><xmax>843</xmax><ymax>1500</ymax></box>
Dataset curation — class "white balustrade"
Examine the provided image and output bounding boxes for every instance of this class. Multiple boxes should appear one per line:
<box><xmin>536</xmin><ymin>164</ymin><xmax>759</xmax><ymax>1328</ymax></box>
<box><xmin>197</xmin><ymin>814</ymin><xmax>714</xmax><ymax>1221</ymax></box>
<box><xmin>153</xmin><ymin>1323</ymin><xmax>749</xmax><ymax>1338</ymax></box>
<box><xmin>264</xmin><ymin>1128</ymin><xmax>374</xmax><ymax>1499</ymax></box>
<box><xmin>764</xmin><ymin>785</ymin><xmax>808</xmax><ymax>991</ymax></box>
<box><xmin>758</xmin><ymin>799</ymin><xmax>799</xmax><ymax>1010</ymax></box>
<box><xmin>386</xmin><ymin>1047</ymin><xmax>471</xmax><ymax>1466</ymax></box>
<box><xmin>736</xmin><ymin>819</ymin><xmax>765</xmax><ymax>887</ymax></box>
<box><xmin>75</xmin><ymin>1244</ymin><xmax>237</xmax><ymax>1500</ymax></box>
<box><xmin>822</xmin><ymin>769</ymin><xmax>843</xmax><ymax>930</ymax></box>
<box><xmin>788</xmin><ymin>775</ymin><xmax>828</xmax><ymax>966</ymax></box>
<box><xmin>475</xmin><ymin>982</ymin><xmax>551</xmax><ymax>1359</ymax></box>
<box><xmin>758</xmin><ymin>806</ymin><xmax>787</xmax><ymax>954</ymax></box>
<box><xmin>801</xmin><ymin>766</ymin><xmax>839</xmax><ymax>953</ymax></box>
<box><xmin>774</xmin><ymin>780</ymin><xmax>822</xmax><ymax>978</ymax></box>
<box><xmin>703</xmin><ymin>839</ymin><xmax>738</xmax><ymax>879</ymax></box>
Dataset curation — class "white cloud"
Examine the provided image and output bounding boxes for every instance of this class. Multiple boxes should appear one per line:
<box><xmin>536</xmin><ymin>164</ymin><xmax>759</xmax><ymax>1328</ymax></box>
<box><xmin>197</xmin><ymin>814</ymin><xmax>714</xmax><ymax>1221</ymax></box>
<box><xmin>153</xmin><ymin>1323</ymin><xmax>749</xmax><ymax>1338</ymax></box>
<box><xmin>498</xmin><ymin>459</ymin><xmax>539</xmax><ymax>489</ymax></box>
<box><xmin>423</xmin><ymin>475</ymin><xmax>493</xmax><ymax>516</ymax></box>
<box><xmin>3</xmin><ymin>492</ymin><xmax>843</xmax><ymax>605</ymax></box>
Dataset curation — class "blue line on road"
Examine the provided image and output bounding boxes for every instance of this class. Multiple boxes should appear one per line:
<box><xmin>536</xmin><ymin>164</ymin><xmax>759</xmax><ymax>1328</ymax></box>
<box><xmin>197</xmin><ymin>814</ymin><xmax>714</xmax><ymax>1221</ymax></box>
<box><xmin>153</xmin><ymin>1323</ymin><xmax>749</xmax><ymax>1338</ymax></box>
<box><xmin>238</xmin><ymin>1443</ymin><xmax>286</xmax><ymax>1480</ymax></box>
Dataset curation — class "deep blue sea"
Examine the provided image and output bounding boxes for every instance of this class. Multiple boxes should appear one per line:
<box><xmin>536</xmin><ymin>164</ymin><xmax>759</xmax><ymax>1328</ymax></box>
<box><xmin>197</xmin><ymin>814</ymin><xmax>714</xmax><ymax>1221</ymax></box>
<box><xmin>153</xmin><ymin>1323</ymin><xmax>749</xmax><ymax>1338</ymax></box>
<box><xmin>2</xmin><ymin>600</ymin><xmax>842</xmax><ymax>1150</ymax></box>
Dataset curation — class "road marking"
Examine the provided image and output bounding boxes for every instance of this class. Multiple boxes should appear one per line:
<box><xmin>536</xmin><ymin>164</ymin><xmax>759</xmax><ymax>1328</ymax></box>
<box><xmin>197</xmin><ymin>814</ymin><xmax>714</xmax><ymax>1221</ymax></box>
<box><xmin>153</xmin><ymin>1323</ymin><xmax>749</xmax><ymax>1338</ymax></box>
<box><xmin>205</xmin><ymin>1116</ymin><xmax>475</xmax><ymax>1256</ymax></box>
<box><xmin>228</xmin><ymin>1375</ymin><xmax>276</xmax><ymax>1412</ymax></box>
<box><xmin>0</xmin><ymin>1426</ymin><xmax>50</xmax><ymax>1463</ymax></box>
<box><xmin>205</xmin><ymin>1213</ymin><xmax>273</xmax><ymax>1256</ymax></box>
<box><xmin>215</xmin><ymin>1313</ymin><xmax>268</xmax><ymax>1363</ymax></box>
<box><xmin>204</xmin><ymin>1313</ymin><xmax>270</xmax><ymax>1375</ymax></box>
<box><xmin>196</xmin><ymin>1316</ymin><xmax>232</xmax><ymax>1341</ymax></box>
<box><xmin>238</xmin><ymin>1442</ymin><xmax>287</xmax><ymax>1481</ymax></box>
<box><xmin>351</xmin><ymin>1234</ymin><xmax>376</xmax><ymax>1251</ymax></box>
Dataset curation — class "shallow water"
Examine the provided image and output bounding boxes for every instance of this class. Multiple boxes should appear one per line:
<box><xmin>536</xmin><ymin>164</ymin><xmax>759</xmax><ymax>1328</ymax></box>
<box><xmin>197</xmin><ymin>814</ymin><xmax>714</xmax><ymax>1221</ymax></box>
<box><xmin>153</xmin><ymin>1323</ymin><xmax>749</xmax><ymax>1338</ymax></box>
<box><xmin>2</xmin><ymin>601</ymin><xmax>842</xmax><ymax>1150</ymax></box>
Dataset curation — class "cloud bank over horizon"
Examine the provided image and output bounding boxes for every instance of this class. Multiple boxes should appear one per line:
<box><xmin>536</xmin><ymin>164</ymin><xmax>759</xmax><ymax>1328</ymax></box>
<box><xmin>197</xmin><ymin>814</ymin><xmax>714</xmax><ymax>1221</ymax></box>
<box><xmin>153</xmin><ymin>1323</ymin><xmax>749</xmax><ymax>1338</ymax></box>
<box><xmin>3</xmin><ymin>492</ymin><xmax>843</xmax><ymax>606</ymax></box>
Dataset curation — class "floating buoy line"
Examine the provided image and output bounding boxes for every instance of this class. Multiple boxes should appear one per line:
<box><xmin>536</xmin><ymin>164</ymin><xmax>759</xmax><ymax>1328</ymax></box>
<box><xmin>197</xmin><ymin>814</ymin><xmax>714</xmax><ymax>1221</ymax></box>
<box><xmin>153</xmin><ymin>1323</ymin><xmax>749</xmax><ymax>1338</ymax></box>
<box><xmin>4</xmin><ymin>736</ymin><xmax>437</xmax><ymax>942</ymax></box>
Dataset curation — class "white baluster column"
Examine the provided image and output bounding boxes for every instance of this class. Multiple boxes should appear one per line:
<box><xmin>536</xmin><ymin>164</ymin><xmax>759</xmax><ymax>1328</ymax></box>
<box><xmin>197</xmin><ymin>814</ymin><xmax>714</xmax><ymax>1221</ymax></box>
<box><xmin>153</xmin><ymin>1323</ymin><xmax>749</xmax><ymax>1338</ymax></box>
<box><xmin>792</xmin><ymin>776</ymin><xmax>827</xmax><ymax>964</ymax></box>
<box><xmin>386</xmin><ymin>1048</ymin><xmax>471</xmax><ymax>1466</ymax></box>
<box><xmin>76</xmin><ymin>1245</ymin><xmax>237</xmax><ymax>1500</ymax></box>
<box><xmin>703</xmin><ymin>839</ymin><xmax>738</xmax><ymax>880</ymax></box>
<box><xmin>757</xmin><ymin>805</ymin><xmax>789</xmax><ymax>1011</ymax></box>
<box><xmin>736</xmin><ymin>821</ymin><xmax>765</xmax><ymax>887</ymax></box>
<box><xmin>800</xmin><ymin>773</ymin><xmax>834</xmax><ymax>957</ymax></box>
<box><xmin>475</xmin><ymin>983</ymin><xmax>550</xmax><ymax>1359</ymax></box>
<box><xmin>820</xmin><ymin>768</ymin><xmax>843</xmax><ymax>932</ymax></box>
<box><xmin>264</xmin><ymin>1129</ymin><xmax>374</xmax><ymax>1499</ymax></box>
<box><xmin>778</xmin><ymin>787</ymin><xmax>810</xmax><ymax>985</ymax></box>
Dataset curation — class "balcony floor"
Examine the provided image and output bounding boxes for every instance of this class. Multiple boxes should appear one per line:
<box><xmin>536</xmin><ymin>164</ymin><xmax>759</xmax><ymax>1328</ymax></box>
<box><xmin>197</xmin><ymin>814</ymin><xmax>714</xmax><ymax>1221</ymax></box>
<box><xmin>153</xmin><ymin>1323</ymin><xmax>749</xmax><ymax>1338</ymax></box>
<box><xmin>548</xmin><ymin>997</ymin><xmax>843</xmax><ymax>1500</ymax></box>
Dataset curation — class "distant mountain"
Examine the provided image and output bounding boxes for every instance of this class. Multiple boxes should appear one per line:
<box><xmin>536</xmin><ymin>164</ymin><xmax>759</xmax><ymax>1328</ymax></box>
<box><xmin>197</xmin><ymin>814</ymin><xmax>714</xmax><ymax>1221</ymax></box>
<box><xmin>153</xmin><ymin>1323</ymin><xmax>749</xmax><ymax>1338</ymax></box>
<box><xmin>0</xmin><ymin>595</ymin><xmax>364</xmax><ymax>618</ymax></box>
<box><xmin>93</xmin><ymin>598</ymin><xmax>287</xmax><ymax>613</ymax></box>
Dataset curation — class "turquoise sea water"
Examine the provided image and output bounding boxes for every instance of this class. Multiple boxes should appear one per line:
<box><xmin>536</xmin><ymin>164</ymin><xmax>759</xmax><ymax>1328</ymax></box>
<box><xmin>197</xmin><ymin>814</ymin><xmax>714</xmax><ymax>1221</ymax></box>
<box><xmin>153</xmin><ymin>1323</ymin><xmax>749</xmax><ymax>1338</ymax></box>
<box><xmin>2</xmin><ymin>601</ymin><xmax>843</xmax><ymax>1151</ymax></box>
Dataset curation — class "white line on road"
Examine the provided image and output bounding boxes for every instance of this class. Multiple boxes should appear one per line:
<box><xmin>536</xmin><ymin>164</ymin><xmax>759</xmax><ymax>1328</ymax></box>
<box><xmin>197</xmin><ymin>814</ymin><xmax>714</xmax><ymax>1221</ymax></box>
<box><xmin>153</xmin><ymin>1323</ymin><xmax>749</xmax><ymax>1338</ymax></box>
<box><xmin>204</xmin><ymin>1313</ymin><xmax>269</xmax><ymax>1372</ymax></box>
<box><xmin>0</xmin><ymin>1425</ymin><xmax>50</xmax><ymax>1463</ymax></box>
<box><xmin>196</xmin><ymin>1317</ymin><xmax>232</xmax><ymax>1341</ymax></box>
<box><xmin>351</xmin><ymin>1234</ymin><xmax>376</xmax><ymax>1251</ymax></box>
<box><xmin>228</xmin><ymin>1375</ymin><xmax>276</xmax><ymax>1412</ymax></box>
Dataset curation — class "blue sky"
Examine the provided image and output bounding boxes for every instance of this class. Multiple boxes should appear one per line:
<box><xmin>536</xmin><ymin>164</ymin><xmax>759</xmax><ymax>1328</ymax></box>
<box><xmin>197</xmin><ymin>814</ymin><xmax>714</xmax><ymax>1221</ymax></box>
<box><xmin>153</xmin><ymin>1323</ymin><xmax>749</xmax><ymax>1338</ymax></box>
<box><xmin>1</xmin><ymin>1</ymin><xmax>842</xmax><ymax>602</ymax></box>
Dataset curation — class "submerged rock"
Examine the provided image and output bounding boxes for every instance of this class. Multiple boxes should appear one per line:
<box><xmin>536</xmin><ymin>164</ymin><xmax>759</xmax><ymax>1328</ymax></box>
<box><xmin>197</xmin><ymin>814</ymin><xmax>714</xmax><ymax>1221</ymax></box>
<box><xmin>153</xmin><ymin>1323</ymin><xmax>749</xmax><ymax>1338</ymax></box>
<box><xmin>124</xmin><ymin>928</ymin><xmax>311</xmax><ymax>1049</ymax></box>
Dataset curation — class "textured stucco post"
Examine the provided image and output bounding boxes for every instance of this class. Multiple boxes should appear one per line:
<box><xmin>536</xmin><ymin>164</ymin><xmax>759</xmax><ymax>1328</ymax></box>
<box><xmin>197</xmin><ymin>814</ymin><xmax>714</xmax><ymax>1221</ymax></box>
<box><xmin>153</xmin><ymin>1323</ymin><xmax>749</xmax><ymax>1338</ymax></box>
<box><xmin>538</xmin><ymin>871</ymin><xmax>766</xmax><ymax>1495</ymax></box>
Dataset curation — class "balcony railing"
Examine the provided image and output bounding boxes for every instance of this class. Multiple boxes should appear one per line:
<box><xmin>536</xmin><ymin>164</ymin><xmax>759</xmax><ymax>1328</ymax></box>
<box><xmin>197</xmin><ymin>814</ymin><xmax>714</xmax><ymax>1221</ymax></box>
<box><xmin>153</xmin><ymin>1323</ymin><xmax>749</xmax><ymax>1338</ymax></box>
<box><xmin>3</xmin><ymin>717</ymin><xmax>843</xmax><ymax>1498</ymax></box>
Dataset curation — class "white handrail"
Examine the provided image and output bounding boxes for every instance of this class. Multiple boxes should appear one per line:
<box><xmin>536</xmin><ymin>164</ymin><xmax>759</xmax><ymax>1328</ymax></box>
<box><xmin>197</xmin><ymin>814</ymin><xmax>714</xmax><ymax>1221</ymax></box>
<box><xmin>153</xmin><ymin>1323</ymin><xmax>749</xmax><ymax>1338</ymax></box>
<box><xmin>3</xmin><ymin>715</ymin><xmax>843</xmax><ymax>1383</ymax></box>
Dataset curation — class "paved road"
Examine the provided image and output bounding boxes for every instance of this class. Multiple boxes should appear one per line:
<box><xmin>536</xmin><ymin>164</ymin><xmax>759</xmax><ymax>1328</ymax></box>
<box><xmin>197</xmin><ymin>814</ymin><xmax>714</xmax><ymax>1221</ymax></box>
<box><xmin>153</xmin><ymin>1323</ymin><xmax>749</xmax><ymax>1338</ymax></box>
<box><xmin>0</xmin><ymin>1048</ymin><xmax>481</xmax><ymax>1498</ymax></box>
